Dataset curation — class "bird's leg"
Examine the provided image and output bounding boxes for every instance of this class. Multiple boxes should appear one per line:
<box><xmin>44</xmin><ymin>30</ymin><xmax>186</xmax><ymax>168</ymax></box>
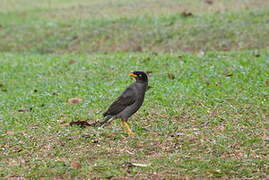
<box><xmin>121</xmin><ymin>120</ymin><xmax>135</xmax><ymax>135</ymax></box>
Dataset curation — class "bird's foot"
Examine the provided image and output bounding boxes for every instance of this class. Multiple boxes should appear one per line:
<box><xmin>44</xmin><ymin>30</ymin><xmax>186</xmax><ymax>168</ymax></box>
<box><xmin>121</xmin><ymin>120</ymin><xmax>135</xmax><ymax>135</ymax></box>
<box><xmin>127</xmin><ymin>129</ymin><xmax>135</xmax><ymax>135</ymax></box>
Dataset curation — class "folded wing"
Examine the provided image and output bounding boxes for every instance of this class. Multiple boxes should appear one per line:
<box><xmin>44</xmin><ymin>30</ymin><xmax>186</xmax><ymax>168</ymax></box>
<box><xmin>103</xmin><ymin>87</ymin><xmax>136</xmax><ymax>117</ymax></box>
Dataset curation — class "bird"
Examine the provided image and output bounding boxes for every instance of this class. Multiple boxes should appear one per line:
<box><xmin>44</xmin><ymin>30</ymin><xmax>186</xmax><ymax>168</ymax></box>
<box><xmin>99</xmin><ymin>71</ymin><xmax>148</xmax><ymax>135</ymax></box>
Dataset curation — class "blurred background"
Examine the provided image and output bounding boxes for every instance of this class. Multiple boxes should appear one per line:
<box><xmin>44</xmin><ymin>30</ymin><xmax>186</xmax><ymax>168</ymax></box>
<box><xmin>1</xmin><ymin>0</ymin><xmax>269</xmax><ymax>54</ymax></box>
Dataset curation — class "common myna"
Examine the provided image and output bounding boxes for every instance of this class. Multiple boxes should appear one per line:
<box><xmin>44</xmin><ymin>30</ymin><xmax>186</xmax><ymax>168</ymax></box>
<box><xmin>100</xmin><ymin>71</ymin><xmax>148</xmax><ymax>135</ymax></box>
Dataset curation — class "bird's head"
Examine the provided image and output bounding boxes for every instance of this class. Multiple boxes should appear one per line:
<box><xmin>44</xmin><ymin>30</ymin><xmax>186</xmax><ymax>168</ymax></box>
<box><xmin>128</xmin><ymin>71</ymin><xmax>148</xmax><ymax>82</ymax></box>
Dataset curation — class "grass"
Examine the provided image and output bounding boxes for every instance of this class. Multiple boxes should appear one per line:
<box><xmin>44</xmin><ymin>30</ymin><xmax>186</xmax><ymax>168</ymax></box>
<box><xmin>0</xmin><ymin>51</ymin><xmax>268</xmax><ymax>179</ymax></box>
<box><xmin>1</xmin><ymin>1</ymin><xmax>269</xmax><ymax>53</ymax></box>
<box><xmin>0</xmin><ymin>0</ymin><xmax>269</xmax><ymax>179</ymax></box>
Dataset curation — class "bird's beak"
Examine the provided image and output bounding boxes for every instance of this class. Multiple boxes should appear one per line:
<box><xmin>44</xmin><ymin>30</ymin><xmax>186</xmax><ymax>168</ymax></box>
<box><xmin>128</xmin><ymin>73</ymin><xmax>138</xmax><ymax>78</ymax></box>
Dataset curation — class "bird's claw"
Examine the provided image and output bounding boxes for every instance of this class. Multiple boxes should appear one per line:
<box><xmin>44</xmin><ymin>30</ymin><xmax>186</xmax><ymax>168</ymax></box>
<box><xmin>121</xmin><ymin>120</ymin><xmax>135</xmax><ymax>135</ymax></box>
<box><xmin>127</xmin><ymin>130</ymin><xmax>135</xmax><ymax>135</ymax></box>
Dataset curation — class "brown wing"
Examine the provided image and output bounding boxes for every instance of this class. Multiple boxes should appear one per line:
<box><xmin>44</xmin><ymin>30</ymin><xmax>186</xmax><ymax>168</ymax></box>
<box><xmin>103</xmin><ymin>87</ymin><xmax>136</xmax><ymax>117</ymax></box>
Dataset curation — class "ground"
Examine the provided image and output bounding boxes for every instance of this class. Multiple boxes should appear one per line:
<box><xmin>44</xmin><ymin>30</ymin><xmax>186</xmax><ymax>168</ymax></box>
<box><xmin>0</xmin><ymin>0</ymin><xmax>268</xmax><ymax>179</ymax></box>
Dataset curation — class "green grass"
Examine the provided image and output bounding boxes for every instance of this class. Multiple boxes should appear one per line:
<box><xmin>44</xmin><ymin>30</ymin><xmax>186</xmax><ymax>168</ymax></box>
<box><xmin>1</xmin><ymin>0</ymin><xmax>269</xmax><ymax>53</ymax></box>
<box><xmin>1</xmin><ymin>0</ymin><xmax>269</xmax><ymax>179</ymax></box>
<box><xmin>0</xmin><ymin>51</ymin><xmax>268</xmax><ymax>178</ymax></box>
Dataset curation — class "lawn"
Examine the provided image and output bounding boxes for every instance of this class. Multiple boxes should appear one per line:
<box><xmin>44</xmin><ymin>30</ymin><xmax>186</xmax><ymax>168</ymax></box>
<box><xmin>0</xmin><ymin>0</ymin><xmax>269</xmax><ymax>179</ymax></box>
<box><xmin>1</xmin><ymin>0</ymin><xmax>269</xmax><ymax>53</ymax></box>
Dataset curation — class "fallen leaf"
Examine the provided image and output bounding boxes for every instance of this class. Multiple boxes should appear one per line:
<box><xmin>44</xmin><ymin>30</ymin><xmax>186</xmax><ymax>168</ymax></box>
<box><xmin>68</xmin><ymin>98</ymin><xmax>82</xmax><ymax>104</ymax></box>
<box><xmin>20</xmin><ymin>12</ymin><xmax>27</xmax><ymax>17</ymax></box>
<box><xmin>204</xmin><ymin>0</ymin><xmax>213</xmax><ymax>5</ymax></box>
<box><xmin>71</xmin><ymin>161</ymin><xmax>81</xmax><ymax>169</ymax></box>
<box><xmin>18</xmin><ymin>108</ymin><xmax>32</xmax><ymax>112</ymax></box>
<box><xmin>181</xmin><ymin>11</ymin><xmax>193</xmax><ymax>17</ymax></box>
<box><xmin>68</xmin><ymin>59</ymin><xmax>78</xmax><ymax>64</ymax></box>
<box><xmin>167</xmin><ymin>73</ymin><xmax>175</xmax><ymax>80</ymax></box>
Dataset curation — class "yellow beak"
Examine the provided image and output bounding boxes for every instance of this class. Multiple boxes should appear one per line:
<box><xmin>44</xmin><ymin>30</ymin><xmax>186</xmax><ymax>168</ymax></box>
<box><xmin>128</xmin><ymin>73</ymin><xmax>138</xmax><ymax>78</ymax></box>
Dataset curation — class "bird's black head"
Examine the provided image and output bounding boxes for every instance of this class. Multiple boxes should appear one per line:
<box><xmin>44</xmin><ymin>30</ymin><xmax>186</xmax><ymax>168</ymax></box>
<box><xmin>129</xmin><ymin>71</ymin><xmax>148</xmax><ymax>82</ymax></box>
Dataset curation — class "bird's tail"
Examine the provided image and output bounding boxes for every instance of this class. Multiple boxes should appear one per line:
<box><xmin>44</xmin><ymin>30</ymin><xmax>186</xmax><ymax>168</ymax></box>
<box><xmin>99</xmin><ymin>115</ymin><xmax>114</xmax><ymax>127</ymax></box>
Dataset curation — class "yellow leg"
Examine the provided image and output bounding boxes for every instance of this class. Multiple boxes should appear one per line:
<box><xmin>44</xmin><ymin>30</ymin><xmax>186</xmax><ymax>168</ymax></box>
<box><xmin>121</xmin><ymin>120</ymin><xmax>135</xmax><ymax>135</ymax></box>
